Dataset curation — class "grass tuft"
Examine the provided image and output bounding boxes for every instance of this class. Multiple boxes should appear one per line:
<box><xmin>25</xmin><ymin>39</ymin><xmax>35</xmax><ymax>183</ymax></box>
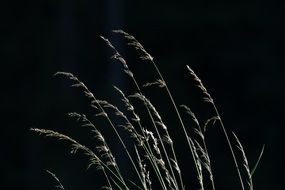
<box><xmin>32</xmin><ymin>30</ymin><xmax>264</xmax><ymax>190</ymax></box>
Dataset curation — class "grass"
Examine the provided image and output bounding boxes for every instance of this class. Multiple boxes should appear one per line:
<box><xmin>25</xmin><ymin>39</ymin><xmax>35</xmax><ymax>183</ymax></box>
<box><xmin>31</xmin><ymin>30</ymin><xmax>264</xmax><ymax>190</ymax></box>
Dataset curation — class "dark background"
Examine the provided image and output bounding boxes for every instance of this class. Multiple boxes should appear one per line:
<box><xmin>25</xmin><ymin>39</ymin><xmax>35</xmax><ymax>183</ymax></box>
<box><xmin>1</xmin><ymin>0</ymin><xmax>284</xmax><ymax>189</ymax></box>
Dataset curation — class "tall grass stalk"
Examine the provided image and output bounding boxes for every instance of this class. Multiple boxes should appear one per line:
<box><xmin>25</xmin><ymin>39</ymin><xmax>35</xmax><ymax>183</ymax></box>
<box><xmin>32</xmin><ymin>30</ymin><xmax>264</xmax><ymax>190</ymax></box>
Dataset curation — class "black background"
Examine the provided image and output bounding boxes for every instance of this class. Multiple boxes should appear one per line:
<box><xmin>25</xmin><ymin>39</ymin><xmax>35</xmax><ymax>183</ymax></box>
<box><xmin>1</xmin><ymin>0</ymin><xmax>284</xmax><ymax>189</ymax></box>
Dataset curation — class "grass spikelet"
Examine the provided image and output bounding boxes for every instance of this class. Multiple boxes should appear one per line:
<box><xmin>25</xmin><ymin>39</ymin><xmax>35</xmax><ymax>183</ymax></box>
<box><xmin>180</xmin><ymin>105</ymin><xmax>200</xmax><ymax>127</ymax></box>
<box><xmin>143</xmin><ymin>80</ymin><xmax>166</xmax><ymax>88</ymax></box>
<box><xmin>203</xmin><ymin>116</ymin><xmax>220</xmax><ymax>132</ymax></box>
<box><xmin>186</xmin><ymin>66</ymin><xmax>213</xmax><ymax>104</ymax></box>
<box><xmin>31</xmin><ymin>128</ymin><xmax>102</xmax><ymax>169</ymax></box>
<box><xmin>232</xmin><ymin>132</ymin><xmax>253</xmax><ymax>190</ymax></box>
<box><xmin>135</xmin><ymin>145</ymin><xmax>152</xmax><ymax>190</ymax></box>
<box><xmin>46</xmin><ymin>170</ymin><xmax>65</xmax><ymax>190</ymax></box>
<box><xmin>112</xmin><ymin>30</ymin><xmax>154</xmax><ymax>61</ymax></box>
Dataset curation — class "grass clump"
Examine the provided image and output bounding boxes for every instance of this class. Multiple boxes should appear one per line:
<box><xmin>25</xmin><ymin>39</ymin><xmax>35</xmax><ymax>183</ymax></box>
<box><xmin>31</xmin><ymin>30</ymin><xmax>264</xmax><ymax>190</ymax></box>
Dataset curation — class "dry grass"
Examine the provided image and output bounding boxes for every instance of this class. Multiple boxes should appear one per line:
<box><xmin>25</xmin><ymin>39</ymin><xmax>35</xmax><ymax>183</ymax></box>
<box><xmin>32</xmin><ymin>30</ymin><xmax>264</xmax><ymax>190</ymax></box>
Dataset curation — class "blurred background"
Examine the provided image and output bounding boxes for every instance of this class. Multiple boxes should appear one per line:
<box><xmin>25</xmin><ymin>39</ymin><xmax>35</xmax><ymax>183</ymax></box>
<box><xmin>1</xmin><ymin>0</ymin><xmax>284</xmax><ymax>189</ymax></box>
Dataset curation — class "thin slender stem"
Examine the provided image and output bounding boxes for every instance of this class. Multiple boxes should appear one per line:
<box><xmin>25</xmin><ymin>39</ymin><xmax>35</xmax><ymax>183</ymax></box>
<box><xmin>201</xmin><ymin>139</ymin><xmax>216</xmax><ymax>190</ymax></box>
<box><xmin>96</xmin><ymin>102</ymin><xmax>145</xmax><ymax>189</ymax></box>
<box><xmin>106</xmin><ymin>91</ymin><xmax>169</xmax><ymax>190</ymax></box>
<box><xmin>131</xmin><ymin>77</ymin><xmax>175</xmax><ymax>190</ymax></box>
<box><xmin>193</xmin><ymin>116</ymin><xmax>216</xmax><ymax>190</ymax></box>
<box><xmin>151</xmin><ymin>61</ymin><xmax>200</xmax><ymax>189</ymax></box>
<box><xmin>211</xmin><ymin>104</ymin><xmax>245</xmax><ymax>190</ymax></box>
<box><xmin>100</xmin><ymin>35</ymin><xmax>170</xmax><ymax>190</ymax></box>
